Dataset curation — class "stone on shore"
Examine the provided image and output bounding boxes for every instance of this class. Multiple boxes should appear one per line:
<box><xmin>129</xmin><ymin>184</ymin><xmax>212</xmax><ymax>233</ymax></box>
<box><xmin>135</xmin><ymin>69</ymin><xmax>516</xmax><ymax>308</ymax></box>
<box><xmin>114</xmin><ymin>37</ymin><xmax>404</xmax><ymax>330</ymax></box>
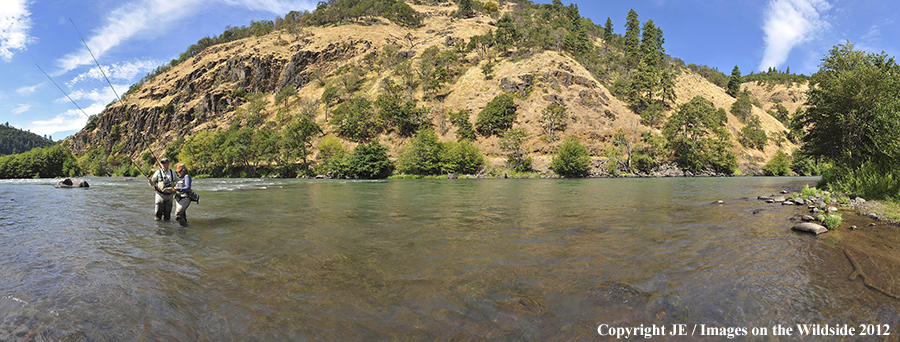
<box><xmin>792</xmin><ymin>222</ymin><xmax>828</xmax><ymax>235</ymax></box>
<box><xmin>800</xmin><ymin>215</ymin><xmax>816</xmax><ymax>222</ymax></box>
<box><xmin>773</xmin><ymin>195</ymin><xmax>786</xmax><ymax>203</ymax></box>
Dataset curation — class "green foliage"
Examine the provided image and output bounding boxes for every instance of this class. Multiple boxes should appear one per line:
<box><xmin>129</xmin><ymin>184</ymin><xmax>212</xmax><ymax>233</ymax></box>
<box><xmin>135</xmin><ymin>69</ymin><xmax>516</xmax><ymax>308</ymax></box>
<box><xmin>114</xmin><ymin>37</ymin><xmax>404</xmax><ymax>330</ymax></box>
<box><xmin>442</xmin><ymin>140</ymin><xmax>485</xmax><ymax>174</ymax></box>
<box><xmin>281</xmin><ymin>113</ymin><xmax>323</xmax><ymax>176</ymax></box>
<box><xmin>302</xmin><ymin>0</ymin><xmax>423</xmax><ymax>28</ymax></box>
<box><xmin>797</xmin><ymin>43</ymin><xmax>900</xmax><ymax>200</ymax></box>
<box><xmin>762</xmin><ymin>150</ymin><xmax>792</xmax><ymax>176</ymax></box>
<box><xmin>738</xmin><ymin>115</ymin><xmax>768</xmax><ymax>150</ymax></box>
<box><xmin>417</xmin><ymin>46</ymin><xmax>460</xmax><ymax>100</ymax></box>
<box><xmin>376</xmin><ymin>92</ymin><xmax>429</xmax><ymax>137</ymax></box>
<box><xmin>726</xmin><ymin>66</ymin><xmax>742</xmax><ymax>97</ymax></box>
<box><xmin>550</xmin><ymin>135</ymin><xmax>591</xmax><ymax>178</ymax></box>
<box><xmin>315</xmin><ymin>134</ymin><xmax>351</xmax><ymax>177</ymax></box>
<box><xmin>330</xmin><ymin>97</ymin><xmax>382</xmax><ymax>142</ymax></box>
<box><xmin>539</xmin><ymin>104</ymin><xmax>568</xmax><ymax>142</ymax></box>
<box><xmin>495</xmin><ymin>14</ymin><xmax>520</xmax><ymax>56</ymax></box>
<box><xmin>499</xmin><ymin>127</ymin><xmax>531</xmax><ymax>172</ymax></box>
<box><xmin>623</xmin><ymin>9</ymin><xmax>641</xmax><ymax>68</ymax></box>
<box><xmin>743</xmin><ymin>67</ymin><xmax>810</xmax><ymax>86</ymax></box>
<box><xmin>729</xmin><ymin>92</ymin><xmax>753</xmax><ymax>123</ymax></box>
<box><xmin>475</xmin><ymin>93</ymin><xmax>518</xmax><ymax>136</ymax></box>
<box><xmin>0</xmin><ymin>145</ymin><xmax>82</xmax><ymax>179</ymax></box>
<box><xmin>0</xmin><ymin>124</ymin><xmax>54</xmax><ymax>156</ymax></box>
<box><xmin>819</xmin><ymin>213</ymin><xmax>842</xmax><ymax>230</ymax></box>
<box><xmin>165</xmin><ymin>138</ymin><xmax>185</xmax><ymax>164</ymax></box>
<box><xmin>347</xmin><ymin>142</ymin><xmax>394</xmax><ymax>179</ymax></box>
<box><xmin>458</xmin><ymin>0</ymin><xmax>476</xmax><ymax>18</ymax></box>
<box><xmin>482</xmin><ymin>1</ymin><xmax>498</xmax><ymax>14</ymax></box>
<box><xmin>396</xmin><ymin>128</ymin><xmax>445</xmax><ymax>176</ymax></box>
<box><xmin>449</xmin><ymin>109</ymin><xmax>476</xmax><ymax>141</ymax></box>
<box><xmin>798</xmin><ymin>42</ymin><xmax>900</xmax><ymax>171</ymax></box>
<box><xmin>791</xmin><ymin>150</ymin><xmax>820</xmax><ymax>176</ymax></box>
<box><xmin>663</xmin><ymin>96</ymin><xmax>737</xmax><ymax>174</ymax></box>
<box><xmin>639</xmin><ymin>103</ymin><xmax>665</xmax><ymax>128</ymax></box>
<box><xmin>773</xmin><ymin>103</ymin><xmax>790</xmax><ymax>125</ymax></box>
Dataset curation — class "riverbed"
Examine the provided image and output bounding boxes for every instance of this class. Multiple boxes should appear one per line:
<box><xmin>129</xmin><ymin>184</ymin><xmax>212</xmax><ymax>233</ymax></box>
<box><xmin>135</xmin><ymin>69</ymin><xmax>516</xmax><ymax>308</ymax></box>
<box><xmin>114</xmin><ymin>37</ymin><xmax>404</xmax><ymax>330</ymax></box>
<box><xmin>0</xmin><ymin>177</ymin><xmax>897</xmax><ymax>341</ymax></box>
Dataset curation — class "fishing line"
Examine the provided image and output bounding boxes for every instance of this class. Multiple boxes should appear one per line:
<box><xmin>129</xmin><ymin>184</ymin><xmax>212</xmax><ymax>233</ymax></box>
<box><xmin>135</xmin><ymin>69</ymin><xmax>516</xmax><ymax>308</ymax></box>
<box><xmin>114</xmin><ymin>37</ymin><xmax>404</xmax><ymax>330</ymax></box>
<box><xmin>68</xmin><ymin>18</ymin><xmax>169</xmax><ymax>185</ymax></box>
<box><xmin>35</xmin><ymin>63</ymin><xmax>91</xmax><ymax>119</ymax></box>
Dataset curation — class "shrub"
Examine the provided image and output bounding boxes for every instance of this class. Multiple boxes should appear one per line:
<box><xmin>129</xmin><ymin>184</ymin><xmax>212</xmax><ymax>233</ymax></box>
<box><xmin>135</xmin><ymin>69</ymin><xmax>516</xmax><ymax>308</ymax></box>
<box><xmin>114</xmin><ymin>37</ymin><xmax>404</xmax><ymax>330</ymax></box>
<box><xmin>347</xmin><ymin>142</ymin><xmax>394</xmax><ymax>179</ymax></box>
<box><xmin>819</xmin><ymin>213</ymin><xmax>842</xmax><ymax>229</ymax></box>
<box><xmin>499</xmin><ymin>127</ymin><xmax>531</xmax><ymax>172</ymax></box>
<box><xmin>396</xmin><ymin>129</ymin><xmax>445</xmax><ymax>175</ymax></box>
<box><xmin>476</xmin><ymin>93</ymin><xmax>517</xmax><ymax>136</ymax></box>
<box><xmin>551</xmin><ymin>135</ymin><xmax>591</xmax><ymax>178</ymax></box>
<box><xmin>442</xmin><ymin>140</ymin><xmax>485</xmax><ymax>174</ymax></box>
<box><xmin>449</xmin><ymin>109</ymin><xmax>476</xmax><ymax>141</ymax></box>
<box><xmin>763</xmin><ymin>150</ymin><xmax>792</xmax><ymax>176</ymax></box>
<box><xmin>330</xmin><ymin>97</ymin><xmax>382</xmax><ymax>142</ymax></box>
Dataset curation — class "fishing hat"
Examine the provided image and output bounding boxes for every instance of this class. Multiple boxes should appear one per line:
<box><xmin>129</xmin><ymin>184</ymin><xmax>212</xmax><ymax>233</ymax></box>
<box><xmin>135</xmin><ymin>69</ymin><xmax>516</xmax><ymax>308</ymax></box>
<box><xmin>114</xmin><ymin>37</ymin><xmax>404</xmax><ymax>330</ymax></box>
<box><xmin>160</xmin><ymin>157</ymin><xmax>169</xmax><ymax>164</ymax></box>
<box><xmin>176</xmin><ymin>164</ymin><xmax>187</xmax><ymax>173</ymax></box>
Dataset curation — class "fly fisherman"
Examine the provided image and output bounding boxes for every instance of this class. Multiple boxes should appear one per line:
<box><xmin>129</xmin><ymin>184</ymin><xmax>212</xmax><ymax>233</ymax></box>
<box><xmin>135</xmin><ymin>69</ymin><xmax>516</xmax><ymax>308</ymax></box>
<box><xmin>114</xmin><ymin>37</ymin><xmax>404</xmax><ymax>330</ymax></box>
<box><xmin>173</xmin><ymin>163</ymin><xmax>192</xmax><ymax>227</ymax></box>
<box><xmin>149</xmin><ymin>158</ymin><xmax>177</xmax><ymax>221</ymax></box>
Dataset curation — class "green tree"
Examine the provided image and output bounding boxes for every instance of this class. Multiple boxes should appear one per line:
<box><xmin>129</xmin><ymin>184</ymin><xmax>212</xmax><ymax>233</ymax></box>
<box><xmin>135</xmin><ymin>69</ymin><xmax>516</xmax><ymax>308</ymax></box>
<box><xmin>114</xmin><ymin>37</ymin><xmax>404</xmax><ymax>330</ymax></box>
<box><xmin>550</xmin><ymin>135</ymin><xmax>591</xmax><ymax>178</ymax></box>
<box><xmin>726</xmin><ymin>66</ymin><xmax>742</xmax><ymax>97</ymax></box>
<box><xmin>730</xmin><ymin>92</ymin><xmax>753</xmax><ymax>123</ymax></box>
<box><xmin>603</xmin><ymin>17</ymin><xmax>615</xmax><ymax>43</ymax></box>
<box><xmin>449</xmin><ymin>109</ymin><xmax>476</xmax><ymax>141</ymax></box>
<box><xmin>348</xmin><ymin>141</ymin><xmax>394</xmax><ymax>179</ymax></box>
<box><xmin>458</xmin><ymin>0</ymin><xmax>475</xmax><ymax>18</ymax></box>
<box><xmin>475</xmin><ymin>93</ymin><xmax>518</xmax><ymax>136</ymax></box>
<box><xmin>442</xmin><ymin>140</ymin><xmax>485</xmax><ymax>174</ymax></box>
<box><xmin>495</xmin><ymin>14</ymin><xmax>519</xmax><ymax>56</ymax></box>
<box><xmin>376</xmin><ymin>91</ymin><xmax>429</xmax><ymax>137</ymax></box>
<box><xmin>623</xmin><ymin>9</ymin><xmax>641</xmax><ymax>68</ymax></box>
<box><xmin>663</xmin><ymin>96</ymin><xmax>737</xmax><ymax>174</ymax></box>
<box><xmin>797</xmin><ymin>42</ymin><xmax>900</xmax><ymax>171</ymax></box>
<box><xmin>281</xmin><ymin>113</ymin><xmax>323</xmax><ymax>175</ymax></box>
<box><xmin>539</xmin><ymin>104</ymin><xmax>568</xmax><ymax>142</ymax></box>
<box><xmin>762</xmin><ymin>150</ymin><xmax>792</xmax><ymax>176</ymax></box>
<box><xmin>330</xmin><ymin>97</ymin><xmax>382</xmax><ymax>142</ymax></box>
<box><xmin>396</xmin><ymin>128</ymin><xmax>445</xmax><ymax>175</ymax></box>
<box><xmin>738</xmin><ymin>115</ymin><xmax>768</xmax><ymax>151</ymax></box>
<box><xmin>499</xmin><ymin>127</ymin><xmax>531</xmax><ymax>172</ymax></box>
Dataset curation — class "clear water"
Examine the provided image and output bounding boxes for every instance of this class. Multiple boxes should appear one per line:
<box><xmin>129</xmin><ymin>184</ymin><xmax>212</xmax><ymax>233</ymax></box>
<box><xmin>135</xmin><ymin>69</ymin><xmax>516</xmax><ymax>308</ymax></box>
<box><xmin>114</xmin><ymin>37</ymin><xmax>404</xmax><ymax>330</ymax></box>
<box><xmin>0</xmin><ymin>177</ymin><xmax>897</xmax><ymax>341</ymax></box>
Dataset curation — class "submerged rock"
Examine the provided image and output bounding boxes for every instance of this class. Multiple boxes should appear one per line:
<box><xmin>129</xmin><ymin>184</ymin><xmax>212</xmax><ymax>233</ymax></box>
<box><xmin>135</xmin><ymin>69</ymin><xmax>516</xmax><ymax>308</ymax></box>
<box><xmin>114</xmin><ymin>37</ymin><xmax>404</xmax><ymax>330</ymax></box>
<box><xmin>800</xmin><ymin>215</ymin><xmax>816</xmax><ymax>222</ymax></box>
<box><xmin>55</xmin><ymin>178</ymin><xmax>89</xmax><ymax>188</ymax></box>
<box><xmin>792</xmin><ymin>222</ymin><xmax>828</xmax><ymax>235</ymax></box>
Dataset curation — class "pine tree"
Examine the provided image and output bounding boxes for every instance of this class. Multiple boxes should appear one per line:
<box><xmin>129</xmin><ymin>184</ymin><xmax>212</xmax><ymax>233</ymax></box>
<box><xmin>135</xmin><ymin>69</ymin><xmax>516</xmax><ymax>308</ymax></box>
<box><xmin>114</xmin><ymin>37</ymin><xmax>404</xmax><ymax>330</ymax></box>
<box><xmin>603</xmin><ymin>17</ymin><xmax>614</xmax><ymax>43</ymax></box>
<box><xmin>623</xmin><ymin>9</ymin><xmax>641</xmax><ymax>69</ymax></box>
<box><xmin>726</xmin><ymin>66</ymin><xmax>742</xmax><ymax>97</ymax></box>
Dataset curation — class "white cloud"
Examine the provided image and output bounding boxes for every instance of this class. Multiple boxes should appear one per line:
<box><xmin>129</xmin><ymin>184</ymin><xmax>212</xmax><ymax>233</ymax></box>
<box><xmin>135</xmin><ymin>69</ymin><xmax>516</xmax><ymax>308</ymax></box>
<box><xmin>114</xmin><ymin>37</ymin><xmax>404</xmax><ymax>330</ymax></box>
<box><xmin>57</xmin><ymin>0</ymin><xmax>316</xmax><ymax>73</ymax></box>
<box><xmin>220</xmin><ymin>0</ymin><xmax>316</xmax><ymax>15</ymax></box>
<box><xmin>0</xmin><ymin>0</ymin><xmax>33</xmax><ymax>61</ymax></box>
<box><xmin>67</xmin><ymin>59</ymin><xmax>162</xmax><ymax>86</ymax></box>
<box><xmin>12</xmin><ymin>103</ymin><xmax>31</xmax><ymax>114</ymax></box>
<box><xmin>15</xmin><ymin>83</ymin><xmax>40</xmax><ymax>95</ymax></box>
<box><xmin>56</xmin><ymin>85</ymin><xmax>125</xmax><ymax>105</ymax></box>
<box><xmin>29</xmin><ymin>102</ymin><xmax>105</xmax><ymax>136</ymax></box>
<box><xmin>758</xmin><ymin>0</ymin><xmax>832</xmax><ymax>71</ymax></box>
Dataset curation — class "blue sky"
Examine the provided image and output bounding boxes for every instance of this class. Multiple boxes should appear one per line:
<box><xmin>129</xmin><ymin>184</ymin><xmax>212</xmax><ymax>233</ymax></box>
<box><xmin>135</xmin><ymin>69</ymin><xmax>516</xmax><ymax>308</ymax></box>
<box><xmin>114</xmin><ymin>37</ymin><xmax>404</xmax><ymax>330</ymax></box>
<box><xmin>1</xmin><ymin>0</ymin><xmax>897</xmax><ymax>139</ymax></box>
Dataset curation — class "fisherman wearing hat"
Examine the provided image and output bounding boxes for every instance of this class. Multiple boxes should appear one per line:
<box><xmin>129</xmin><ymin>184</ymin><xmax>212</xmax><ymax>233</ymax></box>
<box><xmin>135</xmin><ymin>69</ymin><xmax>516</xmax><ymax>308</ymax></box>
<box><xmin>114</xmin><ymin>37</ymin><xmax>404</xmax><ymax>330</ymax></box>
<box><xmin>173</xmin><ymin>163</ymin><xmax>193</xmax><ymax>226</ymax></box>
<box><xmin>149</xmin><ymin>157</ymin><xmax>177</xmax><ymax>221</ymax></box>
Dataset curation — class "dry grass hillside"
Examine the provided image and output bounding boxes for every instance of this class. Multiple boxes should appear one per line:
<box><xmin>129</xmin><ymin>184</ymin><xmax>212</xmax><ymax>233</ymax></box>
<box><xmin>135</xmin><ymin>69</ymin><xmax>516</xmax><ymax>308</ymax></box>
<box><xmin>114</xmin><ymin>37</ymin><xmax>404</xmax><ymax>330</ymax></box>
<box><xmin>76</xmin><ymin>1</ymin><xmax>806</xmax><ymax>174</ymax></box>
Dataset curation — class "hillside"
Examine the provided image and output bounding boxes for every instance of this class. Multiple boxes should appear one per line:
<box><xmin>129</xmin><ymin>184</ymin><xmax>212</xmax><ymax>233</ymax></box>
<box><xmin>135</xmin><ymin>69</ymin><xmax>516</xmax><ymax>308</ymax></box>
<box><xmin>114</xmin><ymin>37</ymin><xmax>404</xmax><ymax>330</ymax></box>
<box><xmin>64</xmin><ymin>0</ymin><xmax>804</xmax><ymax>177</ymax></box>
<box><xmin>0</xmin><ymin>124</ymin><xmax>55</xmax><ymax>156</ymax></box>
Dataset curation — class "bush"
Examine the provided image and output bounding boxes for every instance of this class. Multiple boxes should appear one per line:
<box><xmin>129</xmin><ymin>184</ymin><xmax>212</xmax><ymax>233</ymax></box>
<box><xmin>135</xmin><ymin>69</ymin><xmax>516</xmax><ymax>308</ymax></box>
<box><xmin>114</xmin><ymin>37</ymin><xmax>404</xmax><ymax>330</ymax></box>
<box><xmin>442</xmin><ymin>140</ymin><xmax>485</xmax><ymax>174</ymax></box>
<box><xmin>819</xmin><ymin>213</ymin><xmax>842</xmax><ymax>229</ymax></box>
<box><xmin>396</xmin><ymin>129</ymin><xmax>444</xmax><ymax>176</ymax></box>
<box><xmin>476</xmin><ymin>93</ymin><xmax>517</xmax><ymax>136</ymax></box>
<box><xmin>499</xmin><ymin>128</ymin><xmax>531</xmax><ymax>172</ymax></box>
<box><xmin>550</xmin><ymin>135</ymin><xmax>591</xmax><ymax>178</ymax></box>
<box><xmin>348</xmin><ymin>142</ymin><xmax>394</xmax><ymax>179</ymax></box>
<box><xmin>762</xmin><ymin>150</ymin><xmax>792</xmax><ymax>176</ymax></box>
<box><xmin>330</xmin><ymin>97</ymin><xmax>382</xmax><ymax>142</ymax></box>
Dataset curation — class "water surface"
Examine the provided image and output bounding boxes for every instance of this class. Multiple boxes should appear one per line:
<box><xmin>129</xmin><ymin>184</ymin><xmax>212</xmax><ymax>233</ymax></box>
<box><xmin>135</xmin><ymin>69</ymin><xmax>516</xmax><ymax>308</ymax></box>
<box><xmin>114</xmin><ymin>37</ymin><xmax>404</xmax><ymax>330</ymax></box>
<box><xmin>1</xmin><ymin>177</ymin><xmax>896</xmax><ymax>340</ymax></box>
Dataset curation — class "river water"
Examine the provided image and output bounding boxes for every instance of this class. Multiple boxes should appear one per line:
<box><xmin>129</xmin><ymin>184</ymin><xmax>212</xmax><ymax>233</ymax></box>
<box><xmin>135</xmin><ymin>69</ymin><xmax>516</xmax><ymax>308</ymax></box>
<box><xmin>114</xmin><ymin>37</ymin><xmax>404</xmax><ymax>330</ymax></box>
<box><xmin>0</xmin><ymin>177</ymin><xmax>897</xmax><ymax>341</ymax></box>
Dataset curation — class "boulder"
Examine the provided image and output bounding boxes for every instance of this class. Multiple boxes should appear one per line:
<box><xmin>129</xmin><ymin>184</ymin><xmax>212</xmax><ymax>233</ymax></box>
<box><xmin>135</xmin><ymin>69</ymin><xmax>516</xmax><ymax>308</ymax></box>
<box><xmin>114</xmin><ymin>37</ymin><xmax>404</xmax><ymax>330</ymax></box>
<box><xmin>55</xmin><ymin>178</ymin><xmax>89</xmax><ymax>188</ymax></box>
<box><xmin>800</xmin><ymin>215</ymin><xmax>816</xmax><ymax>222</ymax></box>
<box><xmin>758</xmin><ymin>196</ymin><xmax>772</xmax><ymax>201</ymax></box>
<box><xmin>773</xmin><ymin>195</ymin><xmax>786</xmax><ymax>202</ymax></box>
<box><xmin>792</xmin><ymin>222</ymin><xmax>828</xmax><ymax>235</ymax></box>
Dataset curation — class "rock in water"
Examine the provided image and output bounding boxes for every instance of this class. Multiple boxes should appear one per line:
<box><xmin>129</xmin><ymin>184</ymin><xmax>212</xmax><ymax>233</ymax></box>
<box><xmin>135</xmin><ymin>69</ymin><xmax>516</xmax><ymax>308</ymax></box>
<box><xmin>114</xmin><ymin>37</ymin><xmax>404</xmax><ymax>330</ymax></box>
<box><xmin>55</xmin><ymin>178</ymin><xmax>89</xmax><ymax>188</ymax></box>
<box><xmin>792</xmin><ymin>222</ymin><xmax>828</xmax><ymax>235</ymax></box>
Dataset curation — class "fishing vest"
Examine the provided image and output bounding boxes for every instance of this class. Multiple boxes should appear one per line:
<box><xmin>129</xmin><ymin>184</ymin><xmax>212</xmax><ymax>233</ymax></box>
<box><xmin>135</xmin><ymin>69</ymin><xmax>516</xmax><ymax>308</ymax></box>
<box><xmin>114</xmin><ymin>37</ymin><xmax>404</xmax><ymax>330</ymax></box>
<box><xmin>155</xmin><ymin>168</ymin><xmax>177</xmax><ymax>189</ymax></box>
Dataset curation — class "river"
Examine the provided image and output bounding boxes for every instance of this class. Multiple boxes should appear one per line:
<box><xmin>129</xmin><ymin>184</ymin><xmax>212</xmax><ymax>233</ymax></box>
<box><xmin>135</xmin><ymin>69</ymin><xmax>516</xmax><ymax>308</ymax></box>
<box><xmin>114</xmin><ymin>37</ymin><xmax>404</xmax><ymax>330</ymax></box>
<box><xmin>0</xmin><ymin>177</ymin><xmax>897</xmax><ymax>341</ymax></box>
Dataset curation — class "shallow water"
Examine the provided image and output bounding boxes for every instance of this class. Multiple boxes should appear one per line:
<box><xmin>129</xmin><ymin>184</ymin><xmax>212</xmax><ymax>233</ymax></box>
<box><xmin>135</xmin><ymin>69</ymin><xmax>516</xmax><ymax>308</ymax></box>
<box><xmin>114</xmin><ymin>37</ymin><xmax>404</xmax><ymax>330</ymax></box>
<box><xmin>0</xmin><ymin>177</ymin><xmax>897</xmax><ymax>341</ymax></box>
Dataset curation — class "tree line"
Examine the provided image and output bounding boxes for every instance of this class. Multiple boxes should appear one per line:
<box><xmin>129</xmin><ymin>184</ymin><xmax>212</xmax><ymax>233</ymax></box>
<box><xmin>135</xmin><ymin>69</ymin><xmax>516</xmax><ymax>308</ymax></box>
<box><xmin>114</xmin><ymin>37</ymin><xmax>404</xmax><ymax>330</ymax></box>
<box><xmin>0</xmin><ymin>124</ymin><xmax>55</xmax><ymax>156</ymax></box>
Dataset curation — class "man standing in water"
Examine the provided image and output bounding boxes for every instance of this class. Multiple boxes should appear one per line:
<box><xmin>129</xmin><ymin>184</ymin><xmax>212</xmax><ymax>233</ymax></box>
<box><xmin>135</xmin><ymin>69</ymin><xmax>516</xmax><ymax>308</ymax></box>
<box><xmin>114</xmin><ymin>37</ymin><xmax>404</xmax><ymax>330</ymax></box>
<box><xmin>173</xmin><ymin>163</ymin><xmax>193</xmax><ymax>227</ymax></box>
<box><xmin>149</xmin><ymin>158</ymin><xmax>177</xmax><ymax>221</ymax></box>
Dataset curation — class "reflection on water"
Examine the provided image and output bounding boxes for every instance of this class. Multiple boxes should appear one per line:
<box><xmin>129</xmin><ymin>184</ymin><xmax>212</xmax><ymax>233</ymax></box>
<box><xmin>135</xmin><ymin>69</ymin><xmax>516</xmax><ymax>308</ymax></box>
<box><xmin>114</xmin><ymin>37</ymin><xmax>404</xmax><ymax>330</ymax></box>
<box><xmin>1</xmin><ymin>177</ymin><xmax>897</xmax><ymax>341</ymax></box>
